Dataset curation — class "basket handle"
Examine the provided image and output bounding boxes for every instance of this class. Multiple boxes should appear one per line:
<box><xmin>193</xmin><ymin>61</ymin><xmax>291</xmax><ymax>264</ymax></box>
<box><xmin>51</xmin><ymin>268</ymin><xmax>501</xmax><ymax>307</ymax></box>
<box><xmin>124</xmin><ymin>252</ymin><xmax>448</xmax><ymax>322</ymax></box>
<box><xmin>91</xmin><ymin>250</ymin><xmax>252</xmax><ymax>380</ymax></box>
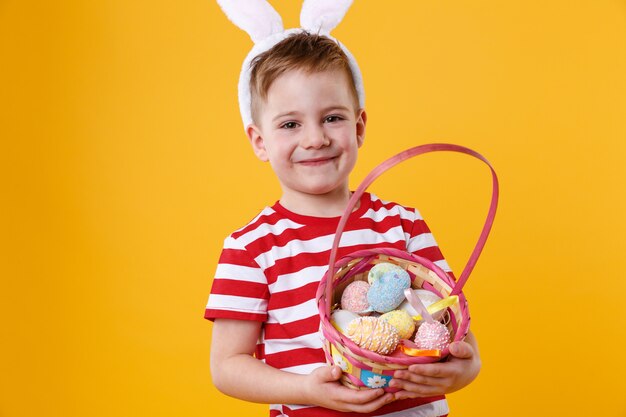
<box><xmin>324</xmin><ymin>143</ymin><xmax>499</xmax><ymax>312</ymax></box>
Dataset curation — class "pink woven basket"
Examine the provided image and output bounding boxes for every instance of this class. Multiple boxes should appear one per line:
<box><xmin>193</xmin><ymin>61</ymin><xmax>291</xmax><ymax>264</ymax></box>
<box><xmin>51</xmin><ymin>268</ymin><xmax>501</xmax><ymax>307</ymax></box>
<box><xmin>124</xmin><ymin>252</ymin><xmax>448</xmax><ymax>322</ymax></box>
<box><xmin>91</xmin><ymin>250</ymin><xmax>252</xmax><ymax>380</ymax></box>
<box><xmin>316</xmin><ymin>143</ymin><xmax>499</xmax><ymax>391</ymax></box>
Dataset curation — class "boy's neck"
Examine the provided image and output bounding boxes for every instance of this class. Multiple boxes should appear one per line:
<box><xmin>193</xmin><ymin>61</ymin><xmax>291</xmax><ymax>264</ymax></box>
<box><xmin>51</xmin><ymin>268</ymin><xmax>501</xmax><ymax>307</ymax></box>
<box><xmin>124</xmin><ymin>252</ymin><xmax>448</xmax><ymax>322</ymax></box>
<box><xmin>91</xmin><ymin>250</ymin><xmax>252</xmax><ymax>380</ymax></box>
<box><xmin>278</xmin><ymin>186</ymin><xmax>358</xmax><ymax>218</ymax></box>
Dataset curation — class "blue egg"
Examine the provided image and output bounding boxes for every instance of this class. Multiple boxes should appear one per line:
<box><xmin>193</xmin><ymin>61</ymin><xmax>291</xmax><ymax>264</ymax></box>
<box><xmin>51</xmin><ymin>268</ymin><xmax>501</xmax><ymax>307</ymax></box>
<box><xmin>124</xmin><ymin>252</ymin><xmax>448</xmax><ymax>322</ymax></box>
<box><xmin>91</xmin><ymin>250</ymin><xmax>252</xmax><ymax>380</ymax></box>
<box><xmin>367</xmin><ymin>271</ymin><xmax>412</xmax><ymax>313</ymax></box>
<box><xmin>367</xmin><ymin>262</ymin><xmax>404</xmax><ymax>284</ymax></box>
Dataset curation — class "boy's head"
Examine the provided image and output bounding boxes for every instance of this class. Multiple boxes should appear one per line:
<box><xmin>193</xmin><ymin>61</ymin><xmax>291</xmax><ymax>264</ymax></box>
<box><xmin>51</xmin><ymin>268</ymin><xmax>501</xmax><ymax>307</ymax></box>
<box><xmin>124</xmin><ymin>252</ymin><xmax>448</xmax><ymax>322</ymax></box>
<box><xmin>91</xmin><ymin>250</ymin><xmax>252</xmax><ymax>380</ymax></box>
<box><xmin>216</xmin><ymin>2</ymin><xmax>366</xmax><ymax>204</ymax></box>
<box><xmin>244</xmin><ymin>32</ymin><xmax>367</xmax><ymax>203</ymax></box>
<box><xmin>249</xmin><ymin>32</ymin><xmax>360</xmax><ymax>125</ymax></box>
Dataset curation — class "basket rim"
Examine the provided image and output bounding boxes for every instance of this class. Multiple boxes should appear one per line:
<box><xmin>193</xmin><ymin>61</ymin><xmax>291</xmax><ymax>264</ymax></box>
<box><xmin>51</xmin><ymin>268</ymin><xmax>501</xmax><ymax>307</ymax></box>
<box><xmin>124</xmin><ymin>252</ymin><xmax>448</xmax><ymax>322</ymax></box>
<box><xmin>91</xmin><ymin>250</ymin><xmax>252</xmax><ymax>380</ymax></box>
<box><xmin>317</xmin><ymin>247</ymin><xmax>470</xmax><ymax>366</ymax></box>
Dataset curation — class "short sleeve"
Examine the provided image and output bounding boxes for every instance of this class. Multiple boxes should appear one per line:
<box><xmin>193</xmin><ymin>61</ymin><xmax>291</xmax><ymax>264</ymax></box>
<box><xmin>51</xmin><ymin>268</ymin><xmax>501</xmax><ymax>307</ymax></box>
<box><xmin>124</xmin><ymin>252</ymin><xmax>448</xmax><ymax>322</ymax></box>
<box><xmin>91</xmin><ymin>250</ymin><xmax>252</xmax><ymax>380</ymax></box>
<box><xmin>204</xmin><ymin>235</ymin><xmax>270</xmax><ymax>322</ymax></box>
<box><xmin>406</xmin><ymin>209</ymin><xmax>455</xmax><ymax>279</ymax></box>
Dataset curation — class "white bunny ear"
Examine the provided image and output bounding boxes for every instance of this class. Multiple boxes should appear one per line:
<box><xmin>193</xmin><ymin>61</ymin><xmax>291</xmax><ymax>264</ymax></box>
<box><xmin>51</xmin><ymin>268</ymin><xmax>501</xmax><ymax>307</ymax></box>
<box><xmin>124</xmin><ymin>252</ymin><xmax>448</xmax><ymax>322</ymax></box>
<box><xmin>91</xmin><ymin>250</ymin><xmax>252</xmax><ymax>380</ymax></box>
<box><xmin>300</xmin><ymin>0</ymin><xmax>354</xmax><ymax>34</ymax></box>
<box><xmin>217</xmin><ymin>0</ymin><xmax>284</xmax><ymax>43</ymax></box>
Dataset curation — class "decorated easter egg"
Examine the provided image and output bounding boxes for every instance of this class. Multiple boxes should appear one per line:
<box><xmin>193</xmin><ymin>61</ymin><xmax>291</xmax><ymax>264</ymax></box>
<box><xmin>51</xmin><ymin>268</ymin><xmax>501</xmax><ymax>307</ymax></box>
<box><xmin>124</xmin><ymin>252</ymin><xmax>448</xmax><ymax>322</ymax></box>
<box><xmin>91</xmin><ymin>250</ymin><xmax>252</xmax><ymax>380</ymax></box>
<box><xmin>367</xmin><ymin>262</ymin><xmax>406</xmax><ymax>285</ymax></box>
<box><xmin>330</xmin><ymin>309</ymin><xmax>360</xmax><ymax>334</ymax></box>
<box><xmin>380</xmin><ymin>310</ymin><xmax>416</xmax><ymax>340</ymax></box>
<box><xmin>341</xmin><ymin>280</ymin><xmax>371</xmax><ymax>314</ymax></box>
<box><xmin>347</xmin><ymin>316</ymin><xmax>400</xmax><ymax>355</ymax></box>
<box><xmin>367</xmin><ymin>271</ymin><xmax>411</xmax><ymax>313</ymax></box>
<box><xmin>414</xmin><ymin>321</ymin><xmax>450</xmax><ymax>351</ymax></box>
<box><xmin>398</xmin><ymin>289</ymin><xmax>445</xmax><ymax>322</ymax></box>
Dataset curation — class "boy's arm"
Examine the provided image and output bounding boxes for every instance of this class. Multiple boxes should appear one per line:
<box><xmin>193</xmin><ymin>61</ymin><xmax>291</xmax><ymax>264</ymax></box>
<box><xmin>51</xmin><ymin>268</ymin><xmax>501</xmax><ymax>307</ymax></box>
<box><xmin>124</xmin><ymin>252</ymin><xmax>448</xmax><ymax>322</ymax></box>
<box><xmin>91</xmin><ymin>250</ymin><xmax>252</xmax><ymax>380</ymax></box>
<box><xmin>210</xmin><ymin>318</ymin><xmax>395</xmax><ymax>412</ymax></box>
<box><xmin>388</xmin><ymin>330</ymin><xmax>481</xmax><ymax>399</ymax></box>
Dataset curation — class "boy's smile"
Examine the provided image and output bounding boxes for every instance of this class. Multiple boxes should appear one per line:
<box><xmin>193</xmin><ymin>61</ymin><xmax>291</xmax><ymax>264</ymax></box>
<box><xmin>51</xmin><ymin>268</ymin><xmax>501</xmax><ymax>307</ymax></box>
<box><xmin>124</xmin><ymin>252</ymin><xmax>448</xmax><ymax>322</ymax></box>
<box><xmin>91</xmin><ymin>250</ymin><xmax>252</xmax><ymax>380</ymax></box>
<box><xmin>247</xmin><ymin>69</ymin><xmax>366</xmax><ymax>213</ymax></box>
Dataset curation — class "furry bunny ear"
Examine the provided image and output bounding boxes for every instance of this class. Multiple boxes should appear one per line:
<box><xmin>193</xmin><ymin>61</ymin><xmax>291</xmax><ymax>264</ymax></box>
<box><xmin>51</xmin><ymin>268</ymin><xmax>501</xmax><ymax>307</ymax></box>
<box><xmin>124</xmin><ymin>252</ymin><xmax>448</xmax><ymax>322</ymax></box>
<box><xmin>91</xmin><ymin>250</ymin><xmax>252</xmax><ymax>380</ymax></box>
<box><xmin>216</xmin><ymin>0</ymin><xmax>284</xmax><ymax>43</ymax></box>
<box><xmin>300</xmin><ymin>0</ymin><xmax>354</xmax><ymax>34</ymax></box>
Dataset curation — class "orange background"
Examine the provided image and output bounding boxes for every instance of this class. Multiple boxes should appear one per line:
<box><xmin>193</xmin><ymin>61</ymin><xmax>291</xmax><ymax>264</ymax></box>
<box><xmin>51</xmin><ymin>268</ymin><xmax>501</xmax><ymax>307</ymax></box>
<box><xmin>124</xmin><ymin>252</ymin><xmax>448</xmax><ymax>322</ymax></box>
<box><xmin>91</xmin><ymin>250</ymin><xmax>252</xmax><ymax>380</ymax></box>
<box><xmin>1</xmin><ymin>1</ymin><xmax>625</xmax><ymax>416</ymax></box>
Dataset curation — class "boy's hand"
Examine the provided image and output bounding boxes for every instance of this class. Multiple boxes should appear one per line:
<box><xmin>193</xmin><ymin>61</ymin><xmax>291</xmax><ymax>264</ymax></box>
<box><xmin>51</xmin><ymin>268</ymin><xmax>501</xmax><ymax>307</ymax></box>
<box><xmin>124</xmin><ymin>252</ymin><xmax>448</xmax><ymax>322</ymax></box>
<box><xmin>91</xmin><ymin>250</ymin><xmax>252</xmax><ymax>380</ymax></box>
<box><xmin>388</xmin><ymin>339</ymin><xmax>481</xmax><ymax>400</ymax></box>
<box><xmin>304</xmin><ymin>365</ymin><xmax>395</xmax><ymax>413</ymax></box>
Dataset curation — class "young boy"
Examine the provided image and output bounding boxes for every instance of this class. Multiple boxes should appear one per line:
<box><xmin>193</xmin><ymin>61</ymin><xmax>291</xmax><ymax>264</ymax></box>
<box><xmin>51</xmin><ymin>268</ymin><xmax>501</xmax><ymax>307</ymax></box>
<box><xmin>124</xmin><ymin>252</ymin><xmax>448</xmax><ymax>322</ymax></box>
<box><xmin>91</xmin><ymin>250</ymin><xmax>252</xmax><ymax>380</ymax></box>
<box><xmin>205</xmin><ymin>32</ymin><xmax>480</xmax><ymax>416</ymax></box>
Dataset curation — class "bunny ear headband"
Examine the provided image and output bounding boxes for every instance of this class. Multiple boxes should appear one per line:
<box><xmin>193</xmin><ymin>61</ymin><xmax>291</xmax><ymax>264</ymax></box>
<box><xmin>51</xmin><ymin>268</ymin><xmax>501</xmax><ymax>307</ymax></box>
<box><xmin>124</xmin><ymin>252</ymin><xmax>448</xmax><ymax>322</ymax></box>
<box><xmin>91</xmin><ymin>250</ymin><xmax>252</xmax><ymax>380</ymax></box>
<box><xmin>216</xmin><ymin>0</ymin><xmax>365</xmax><ymax>128</ymax></box>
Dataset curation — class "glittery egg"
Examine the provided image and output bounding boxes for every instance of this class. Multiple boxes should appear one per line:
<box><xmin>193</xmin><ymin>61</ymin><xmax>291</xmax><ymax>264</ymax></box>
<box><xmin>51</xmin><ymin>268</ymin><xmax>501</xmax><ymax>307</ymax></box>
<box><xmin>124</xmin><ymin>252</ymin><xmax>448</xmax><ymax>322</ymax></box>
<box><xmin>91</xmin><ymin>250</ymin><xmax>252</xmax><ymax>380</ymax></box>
<box><xmin>367</xmin><ymin>271</ymin><xmax>411</xmax><ymax>313</ymax></box>
<box><xmin>367</xmin><ymin>262</ymin><xmax>406</xmax><ymax>285</ymax></box>
<box><xmin>414</xmin><ymin>321</ymin><xmax>450</xmax><ymax>351</ymax></box>
<box><xmin>341</xmin><ymin>281</ymin><xmax>371</xmax><ymax>314</ymax></box>
<box><xmin>331</xmin><ymin>309</ymin><xmax>360</xmax><ymax>334</ymax></box>
<box><xmin>380</xmin><ymin>310</ymin><xmax>416</xmax><ymax>340</ymax></box>
<box><xmin>398</xmin><ymin>289</ymin><xmax>445</xmax><ymax>322</ymax></box>
<box><xmin>347</xmin><ymin>316</ymin><xmax>400</xmax><ymax>355</ymax></box>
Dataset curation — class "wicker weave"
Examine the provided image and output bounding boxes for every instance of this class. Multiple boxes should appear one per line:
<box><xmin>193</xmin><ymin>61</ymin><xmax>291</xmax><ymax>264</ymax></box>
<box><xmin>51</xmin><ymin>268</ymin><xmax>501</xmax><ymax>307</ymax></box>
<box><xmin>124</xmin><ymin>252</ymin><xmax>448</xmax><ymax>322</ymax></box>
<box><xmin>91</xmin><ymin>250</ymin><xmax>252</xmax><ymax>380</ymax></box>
<box><xmin>318</xmin><ymin>248</ymin><xmax>470</xmax><ymax>390</ymax></box>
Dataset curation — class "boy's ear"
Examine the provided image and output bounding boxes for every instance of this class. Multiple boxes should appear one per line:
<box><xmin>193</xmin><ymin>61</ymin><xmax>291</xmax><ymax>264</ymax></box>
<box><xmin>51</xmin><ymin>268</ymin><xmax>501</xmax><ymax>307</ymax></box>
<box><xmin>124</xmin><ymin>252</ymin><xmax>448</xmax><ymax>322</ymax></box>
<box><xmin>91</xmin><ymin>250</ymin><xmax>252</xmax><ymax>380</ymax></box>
<box><xmin>246</xmin><ymin>124</ymin><xmax>269</xmax><ymax>162</ymax></box>
<box><xmin>356</xmin><ymin>109</ymin><xmax>367</xmax><ymax>148</ymax></box>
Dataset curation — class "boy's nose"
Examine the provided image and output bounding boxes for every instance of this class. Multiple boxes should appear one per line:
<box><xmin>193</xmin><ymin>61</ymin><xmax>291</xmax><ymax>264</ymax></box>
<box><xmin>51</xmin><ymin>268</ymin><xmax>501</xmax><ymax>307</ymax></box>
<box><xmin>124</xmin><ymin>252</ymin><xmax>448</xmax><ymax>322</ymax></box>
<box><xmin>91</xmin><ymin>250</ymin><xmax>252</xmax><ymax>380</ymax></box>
<box><xmin>302</xmin><ymin>125</ymin><xmax>330</xmax><ymax>149</ymax></box>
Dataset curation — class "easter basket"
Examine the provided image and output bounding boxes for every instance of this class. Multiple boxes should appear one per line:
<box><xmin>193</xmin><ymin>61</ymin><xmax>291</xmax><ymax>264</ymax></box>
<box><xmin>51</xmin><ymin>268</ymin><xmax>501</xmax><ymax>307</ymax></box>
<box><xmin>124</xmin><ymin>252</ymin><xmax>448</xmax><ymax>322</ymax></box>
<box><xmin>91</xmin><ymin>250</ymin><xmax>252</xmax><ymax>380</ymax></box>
<box><xmin>316</xmin><ymin>143</ymin><xmax>499</xmax><ymax>390</ymax></box>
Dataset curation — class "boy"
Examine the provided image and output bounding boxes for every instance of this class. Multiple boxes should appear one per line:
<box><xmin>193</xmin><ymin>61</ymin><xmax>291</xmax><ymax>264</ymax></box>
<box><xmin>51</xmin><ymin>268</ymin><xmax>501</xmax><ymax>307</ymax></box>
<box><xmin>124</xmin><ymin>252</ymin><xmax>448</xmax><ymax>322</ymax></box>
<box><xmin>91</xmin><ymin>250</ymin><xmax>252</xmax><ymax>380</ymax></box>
<box><xmin>205</xmin><ymin>31</ymin><xmax>480</xmax><ymax>417</ymax></box>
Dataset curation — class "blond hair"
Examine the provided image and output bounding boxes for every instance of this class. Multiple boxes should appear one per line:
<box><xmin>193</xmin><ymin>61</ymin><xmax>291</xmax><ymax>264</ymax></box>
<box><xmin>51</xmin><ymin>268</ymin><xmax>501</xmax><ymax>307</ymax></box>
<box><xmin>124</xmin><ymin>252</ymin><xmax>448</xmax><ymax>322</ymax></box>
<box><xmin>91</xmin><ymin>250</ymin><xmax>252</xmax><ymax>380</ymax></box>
<box><xmin>249</xmin><ymin>31</ymin><xmax>359</xmax><ymax>122</ymax></box>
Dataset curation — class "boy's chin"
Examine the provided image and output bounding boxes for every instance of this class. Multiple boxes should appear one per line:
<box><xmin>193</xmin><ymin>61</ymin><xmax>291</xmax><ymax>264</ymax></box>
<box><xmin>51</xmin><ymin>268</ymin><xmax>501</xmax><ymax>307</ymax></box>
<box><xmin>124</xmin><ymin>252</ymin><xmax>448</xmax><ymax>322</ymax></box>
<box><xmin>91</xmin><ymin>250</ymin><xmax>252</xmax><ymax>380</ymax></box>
<box><xmin>281</xmin><ymin>177</ymin><xmax>350</xmax><ymax>198</ymax></box>
<box><xmin>297</xmin><ymin>185</ymin><xmax>349</xmax><ymax>197</ymax></box>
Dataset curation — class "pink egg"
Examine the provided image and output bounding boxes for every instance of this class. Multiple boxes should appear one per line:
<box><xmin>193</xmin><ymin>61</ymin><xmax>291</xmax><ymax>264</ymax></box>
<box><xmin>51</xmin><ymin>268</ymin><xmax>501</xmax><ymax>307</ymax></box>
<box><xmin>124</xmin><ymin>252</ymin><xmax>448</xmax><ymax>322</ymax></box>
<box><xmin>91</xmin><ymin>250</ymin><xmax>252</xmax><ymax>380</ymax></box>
<box><xmin>414</xmin><ymin>321</ymin><xmax>450</xmax><ymax>351</ymax></box>
<box><xmin>341</xmin><ymin>281</ymin><xmax>371</xmax><ymax>314</ymax></box>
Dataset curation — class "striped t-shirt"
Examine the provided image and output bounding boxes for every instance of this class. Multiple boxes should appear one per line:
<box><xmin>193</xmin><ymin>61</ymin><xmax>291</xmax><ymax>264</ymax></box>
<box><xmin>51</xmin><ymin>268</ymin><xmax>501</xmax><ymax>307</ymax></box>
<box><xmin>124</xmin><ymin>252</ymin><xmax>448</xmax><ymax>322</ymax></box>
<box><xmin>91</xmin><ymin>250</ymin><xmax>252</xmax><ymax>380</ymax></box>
<box><xmin>205</xmin><ymin>192</ymin><xmax>452</xmax><ymax>417</ymax></box>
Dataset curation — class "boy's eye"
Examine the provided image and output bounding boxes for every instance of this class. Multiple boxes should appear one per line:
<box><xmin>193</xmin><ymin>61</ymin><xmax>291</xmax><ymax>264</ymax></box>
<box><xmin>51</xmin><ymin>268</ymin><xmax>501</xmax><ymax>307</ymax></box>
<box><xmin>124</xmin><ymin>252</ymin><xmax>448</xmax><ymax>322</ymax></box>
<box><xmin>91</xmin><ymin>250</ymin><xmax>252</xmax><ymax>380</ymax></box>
<box><xmin>324</xmin><ymin>115</ymin><xmax>343</xmax><ymax>123</ymax></box>
<box><xmin>280</xmin><ymin>121</ymin><xmax>298</xmax><ymax>129</ymax></box>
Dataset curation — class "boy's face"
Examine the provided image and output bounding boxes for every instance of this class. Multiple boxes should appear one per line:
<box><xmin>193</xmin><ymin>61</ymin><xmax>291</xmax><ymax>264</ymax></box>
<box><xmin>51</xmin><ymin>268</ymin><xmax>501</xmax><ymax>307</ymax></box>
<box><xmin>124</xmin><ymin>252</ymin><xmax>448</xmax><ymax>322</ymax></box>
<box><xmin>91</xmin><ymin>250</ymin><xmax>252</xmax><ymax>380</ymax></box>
<box><xmin>247</xmin><ymin>69</ymin><xmax>366</xmax><ymax>201</ymax></box>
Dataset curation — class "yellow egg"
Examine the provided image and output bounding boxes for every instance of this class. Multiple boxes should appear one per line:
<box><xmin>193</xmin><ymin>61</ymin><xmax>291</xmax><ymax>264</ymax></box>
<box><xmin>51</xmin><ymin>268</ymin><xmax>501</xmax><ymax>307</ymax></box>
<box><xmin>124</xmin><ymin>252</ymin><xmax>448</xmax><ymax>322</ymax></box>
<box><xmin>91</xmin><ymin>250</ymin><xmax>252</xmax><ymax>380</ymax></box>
<box><xmin>346</xmin><ymin>316</ymin><xmax>399</xmax><ymax>355</ymax></box>
<box><xmin>380</xmin><ymin>310</ymin><xmax>416</xmax><ymax>339</ymax></box>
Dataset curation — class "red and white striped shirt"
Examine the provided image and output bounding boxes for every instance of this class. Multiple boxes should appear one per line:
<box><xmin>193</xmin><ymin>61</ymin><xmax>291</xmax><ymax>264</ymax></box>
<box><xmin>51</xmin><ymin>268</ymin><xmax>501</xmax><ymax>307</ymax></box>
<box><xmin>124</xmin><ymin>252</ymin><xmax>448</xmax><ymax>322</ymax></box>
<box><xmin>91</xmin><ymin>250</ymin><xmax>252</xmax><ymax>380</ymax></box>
<box><xmin>205</xmin><ymin>193</ymin><xmax>451</xmax><ymax>417</ymax></box>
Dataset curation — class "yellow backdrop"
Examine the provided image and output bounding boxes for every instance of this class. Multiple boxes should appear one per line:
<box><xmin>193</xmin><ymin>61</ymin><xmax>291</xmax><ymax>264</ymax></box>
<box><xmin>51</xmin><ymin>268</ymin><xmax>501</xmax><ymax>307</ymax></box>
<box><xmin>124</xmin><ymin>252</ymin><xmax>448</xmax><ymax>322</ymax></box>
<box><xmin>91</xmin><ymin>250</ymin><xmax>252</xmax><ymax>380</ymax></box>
<box><xmin>1</xmin><ymin>0</ymin><xmax>625</xmax><ymax>416</ymax></box>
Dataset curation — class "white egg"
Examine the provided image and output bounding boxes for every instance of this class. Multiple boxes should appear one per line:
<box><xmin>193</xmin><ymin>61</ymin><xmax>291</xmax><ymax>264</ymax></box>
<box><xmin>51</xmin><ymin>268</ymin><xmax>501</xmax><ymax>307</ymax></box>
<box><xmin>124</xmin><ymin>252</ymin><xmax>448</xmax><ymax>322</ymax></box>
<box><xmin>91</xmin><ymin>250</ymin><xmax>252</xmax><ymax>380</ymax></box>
<box><xmin>331</xmin><ymin>310</ymin><xmax>360</xmax><ymax>334</ymax></box>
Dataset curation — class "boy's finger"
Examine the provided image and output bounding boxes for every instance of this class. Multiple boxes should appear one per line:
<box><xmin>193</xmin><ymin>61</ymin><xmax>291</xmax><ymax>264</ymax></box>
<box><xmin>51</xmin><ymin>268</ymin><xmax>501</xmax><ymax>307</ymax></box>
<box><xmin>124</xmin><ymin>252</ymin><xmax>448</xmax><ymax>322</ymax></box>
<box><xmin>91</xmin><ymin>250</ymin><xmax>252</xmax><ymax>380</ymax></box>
<box><xmin>393</xmin><ymin>385</ymin><xmax>442</xmax><ymax>400</ymax></box>
<box><xmin>448</xmin><ymin>341</ymin><xmax>474</xmax><ymax>359</ymax></box>
<box><xmin>314</xmin><ymin>365</ymin><xmax>342</xmax><ymax>382</ymax></box>
<box><xmin>393</xmin><ymin>369</ymin><xmax>445</xmax><ymax>381</ymax></box>
<box><xmin>390</xmin><ymin>373</ymin><xmax>443</xmax><ymax>388</ymax></box>
<box><xmin>337</xmin><ymin>387</ymin><xmax>385</xmax><ymax>404</ymax></box>
<box><xmin>349</xmin><ymin>393</ymin><xmax>395</xmax><ymax>413</ymax></box>
<box><xmin>406</xmin><ymin>363</ymin><xmax>447</xmax><ymax>377</ymax></box>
